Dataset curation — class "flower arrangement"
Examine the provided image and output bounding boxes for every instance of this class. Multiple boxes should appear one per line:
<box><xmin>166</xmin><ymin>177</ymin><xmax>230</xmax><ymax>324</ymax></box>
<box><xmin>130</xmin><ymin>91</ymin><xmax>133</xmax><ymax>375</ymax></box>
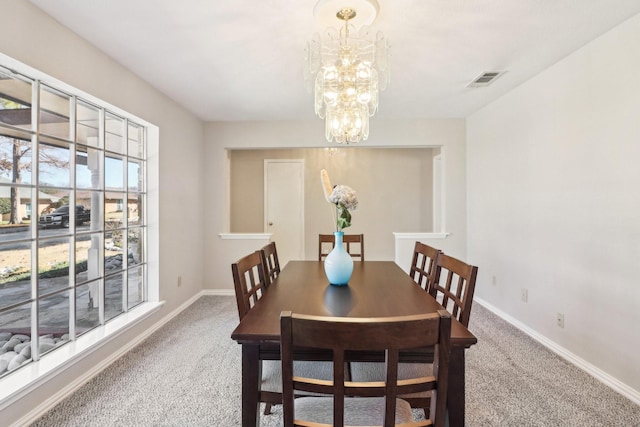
<box><xmin>321</xmin><ymin>169</ymin><xmax>358</xmax><ymax>231</ymax></box>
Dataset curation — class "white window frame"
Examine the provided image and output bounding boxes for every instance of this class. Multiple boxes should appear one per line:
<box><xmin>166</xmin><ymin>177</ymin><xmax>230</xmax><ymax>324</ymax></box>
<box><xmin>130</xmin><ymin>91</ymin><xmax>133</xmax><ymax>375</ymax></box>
<box><xmin>0</xmin><ymin>53</ymin><xmax>160</xmax><ymax>409</ymax></box>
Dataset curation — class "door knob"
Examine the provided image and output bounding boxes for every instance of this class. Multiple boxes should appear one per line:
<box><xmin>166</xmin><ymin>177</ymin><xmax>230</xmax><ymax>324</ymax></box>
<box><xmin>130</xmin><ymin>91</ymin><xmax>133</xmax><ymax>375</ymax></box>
<box><xmin>268</xmin><ymin>222</ymin><xmax>273</xmax><ymax>226</ymax></box>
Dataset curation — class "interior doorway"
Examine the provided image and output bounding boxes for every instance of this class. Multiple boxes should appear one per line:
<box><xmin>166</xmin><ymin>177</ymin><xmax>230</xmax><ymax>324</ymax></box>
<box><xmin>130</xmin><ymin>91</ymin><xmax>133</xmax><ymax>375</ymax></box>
<box><xmin>264</xmin><ymin>159</ymin><xmax>305</xmax><ymax>266</ymax></box>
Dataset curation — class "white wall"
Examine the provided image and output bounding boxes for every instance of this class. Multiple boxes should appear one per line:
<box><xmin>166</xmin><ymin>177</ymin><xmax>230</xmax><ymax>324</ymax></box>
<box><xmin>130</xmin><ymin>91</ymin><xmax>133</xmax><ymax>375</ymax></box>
<box><xmin>467</xmin><ymin>12</ymin><xmax>640</xmax><ymax>397</ymax></box>
<box><xmin>204</xmin><ymin>118</ymin><xmax>466</xmax><ymax>290</ymax></box>
<box><xmin>0</xmin><ymin>1</ymin><xmax>205</xmax><ymax>424</ymax></box>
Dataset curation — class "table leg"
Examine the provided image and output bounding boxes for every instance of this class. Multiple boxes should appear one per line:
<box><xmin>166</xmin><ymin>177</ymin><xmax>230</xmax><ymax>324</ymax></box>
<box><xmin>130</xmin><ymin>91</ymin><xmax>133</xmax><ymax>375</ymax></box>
<box><xmin>241</xmin><ymin>344</ymin><xmax>261</xmax><ymax>427</ymax></box>
<box><xmin>447</xmin><ymin>347</ymin><xmax>466</xmax><ymax>427</ymax></box>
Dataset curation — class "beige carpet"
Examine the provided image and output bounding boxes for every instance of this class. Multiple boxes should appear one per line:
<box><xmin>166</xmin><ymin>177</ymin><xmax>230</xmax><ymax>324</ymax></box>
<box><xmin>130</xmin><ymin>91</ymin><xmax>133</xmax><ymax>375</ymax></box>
<box><xmin>30</xmin><ymin>296</ymin><xmax>640</xmax><ymax>426</ymax></box>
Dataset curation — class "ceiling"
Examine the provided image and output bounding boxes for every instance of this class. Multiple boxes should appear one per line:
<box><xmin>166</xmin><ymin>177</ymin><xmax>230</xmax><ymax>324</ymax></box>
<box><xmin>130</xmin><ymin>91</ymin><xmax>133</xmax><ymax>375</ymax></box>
<box><xmin>29</xmin><ymin>0</ymin><xmax>640</xmax><ymax>122</ymax></box>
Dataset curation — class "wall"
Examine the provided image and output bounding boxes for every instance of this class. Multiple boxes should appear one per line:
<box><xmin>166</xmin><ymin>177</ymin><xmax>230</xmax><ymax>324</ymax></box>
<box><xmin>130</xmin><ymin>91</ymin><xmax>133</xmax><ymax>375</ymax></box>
<box><xmin>0</xmin><ymin>1</ymin><xmax>205</xmax><ymax>424</ymax></box>
<box><xmin>467</xmin><ymin>13</ymin><xmax>640</xmax><ymax>398</ymax></box>
<box><xmin>229</xmin><ymin>147</ymin><xmax>435</xmax><ymax>260</ymax></box>
<box><xmin>205</xmin><ymin>118</ymin><xmax>466</xmax><ymax>290</ymax></box>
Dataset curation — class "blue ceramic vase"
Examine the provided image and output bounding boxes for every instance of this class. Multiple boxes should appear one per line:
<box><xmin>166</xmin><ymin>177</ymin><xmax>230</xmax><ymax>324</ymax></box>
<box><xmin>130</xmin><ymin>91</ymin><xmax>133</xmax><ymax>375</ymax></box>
<box><xmin>323</xmin><ymin>231</ymin><xmax>354</xmax><ymax>286</ymax></box>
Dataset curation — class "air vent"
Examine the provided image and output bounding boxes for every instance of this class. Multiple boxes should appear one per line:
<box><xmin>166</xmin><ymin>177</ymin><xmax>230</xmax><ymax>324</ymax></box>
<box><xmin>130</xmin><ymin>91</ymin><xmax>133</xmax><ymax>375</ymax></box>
<box><xmin>468</xmin><ymin>71</ymin><xmax>505</xmax><ymax>87</ymax></box>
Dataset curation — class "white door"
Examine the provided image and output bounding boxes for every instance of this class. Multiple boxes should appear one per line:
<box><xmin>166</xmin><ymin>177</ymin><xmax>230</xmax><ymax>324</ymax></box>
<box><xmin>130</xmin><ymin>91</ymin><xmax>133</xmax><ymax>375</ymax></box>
<box><xmin>264</xmin><ymin>160</ymin><xmax>304</xmax><ymax>266</ymax></box>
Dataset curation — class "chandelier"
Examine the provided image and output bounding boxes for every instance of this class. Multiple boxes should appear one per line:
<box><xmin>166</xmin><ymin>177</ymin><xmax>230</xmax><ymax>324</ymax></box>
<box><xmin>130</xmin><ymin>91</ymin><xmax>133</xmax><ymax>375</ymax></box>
<box><xmin>305</xmin><ymin>0</ymin><xmax>389</xmax><ymax>144</ymax></box>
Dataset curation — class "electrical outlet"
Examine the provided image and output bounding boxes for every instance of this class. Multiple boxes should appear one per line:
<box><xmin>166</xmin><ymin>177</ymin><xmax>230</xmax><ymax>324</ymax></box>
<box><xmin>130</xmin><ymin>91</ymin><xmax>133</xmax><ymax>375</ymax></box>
<box><xmin>492</xmin><ymin>275</ymin><xmax>497</xmax><ymax>286</ymax></box>
<box><xmin>178</xmin><ymin>275</ymin><xmax>182</xmax><ymax>287</ymax></box>
<box><xmin>521</xmin><ymin>288</ymin><xmax>528</xmax><ymax>302</ymax></box>
<box><xmin>557</xmin><ymin>313</ymin><xmax>564</xmax><ymax>328</ymax></box>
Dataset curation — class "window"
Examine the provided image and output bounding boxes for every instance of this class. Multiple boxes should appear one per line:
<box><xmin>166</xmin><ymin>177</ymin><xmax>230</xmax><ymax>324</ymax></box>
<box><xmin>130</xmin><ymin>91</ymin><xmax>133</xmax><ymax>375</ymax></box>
<box><xmin>0</xmin><ymin>65</ymin><xmax>147</xmax><ymax>379</ymax></box>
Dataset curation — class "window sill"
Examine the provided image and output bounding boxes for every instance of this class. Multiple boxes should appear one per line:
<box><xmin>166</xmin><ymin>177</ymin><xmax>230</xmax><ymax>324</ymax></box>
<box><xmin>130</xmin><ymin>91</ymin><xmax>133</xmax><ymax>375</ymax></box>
<box><xmin>0</xmin><ymin>301</ymin><xmax>165</xmax><ymax>410</ymax></box>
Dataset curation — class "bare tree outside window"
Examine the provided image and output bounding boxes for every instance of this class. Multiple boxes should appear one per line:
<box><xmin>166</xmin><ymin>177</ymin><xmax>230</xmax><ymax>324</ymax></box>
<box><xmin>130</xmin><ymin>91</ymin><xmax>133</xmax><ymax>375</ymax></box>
<box><xmin>0</xmin><ymin>96</ymin><xmax>30</xmax><ymax>224</ymax></box>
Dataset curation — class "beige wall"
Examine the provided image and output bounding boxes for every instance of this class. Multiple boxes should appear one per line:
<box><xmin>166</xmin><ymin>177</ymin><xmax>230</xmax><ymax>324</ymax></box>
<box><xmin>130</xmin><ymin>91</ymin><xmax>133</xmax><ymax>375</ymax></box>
<box><xmin>230</xmin><ymin>147</ymin><xmax>435</xmax><ymax>260</ymax></box>
<box><xmin>467</xmin><ymin>12</ymin><xmax>640</xmax><ymax>399</ymax></box>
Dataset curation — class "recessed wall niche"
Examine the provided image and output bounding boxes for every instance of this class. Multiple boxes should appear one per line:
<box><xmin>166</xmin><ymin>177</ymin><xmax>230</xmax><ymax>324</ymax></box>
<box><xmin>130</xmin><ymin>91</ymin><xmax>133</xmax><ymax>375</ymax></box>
<box><xmin>229</xmin><ymin>146</ymin><xmax>442</xmax><ymax>261</ymax></box>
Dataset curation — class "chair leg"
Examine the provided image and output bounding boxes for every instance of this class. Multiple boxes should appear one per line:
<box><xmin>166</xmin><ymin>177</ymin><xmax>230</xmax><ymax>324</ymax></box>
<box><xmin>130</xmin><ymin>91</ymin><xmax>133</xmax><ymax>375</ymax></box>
<box><xmin>263</xmin><ymin>403</ymin><xmax>273</xmax><ymax>415</ymax></box>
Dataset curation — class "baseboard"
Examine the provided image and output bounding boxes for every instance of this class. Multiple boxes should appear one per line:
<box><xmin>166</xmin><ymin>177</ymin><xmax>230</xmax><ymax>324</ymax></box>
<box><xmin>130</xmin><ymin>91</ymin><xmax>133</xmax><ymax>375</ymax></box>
<box><xmin>10</xmin><ymin>292</ymin><xmax>205</xmax><ymax>426</ymax></box>
<box><xmin>475</xmin><ymin>297</ymin><xmax>640</xmax><ymax>405</ymax></box>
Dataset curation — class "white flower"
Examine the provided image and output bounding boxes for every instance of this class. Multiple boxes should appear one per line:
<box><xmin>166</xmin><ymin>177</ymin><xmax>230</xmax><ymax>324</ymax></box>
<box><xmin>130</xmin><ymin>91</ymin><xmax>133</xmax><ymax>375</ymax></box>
<box><xmin>328</xmin><ymin>185</ymin><xmax>358</xmax><ymax>211</ymax></box>
<box><xmin>320</xmin><ymin>170</ymin><xmax>358</xmax><ymax>231</ymax></box>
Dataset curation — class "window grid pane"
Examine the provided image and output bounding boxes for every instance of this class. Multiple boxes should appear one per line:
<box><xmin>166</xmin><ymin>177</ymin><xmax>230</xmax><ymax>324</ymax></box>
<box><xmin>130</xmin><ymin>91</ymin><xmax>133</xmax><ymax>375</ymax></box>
<box><xmin>127</xmin><ymin>265</ymin><xmax>144</xmax><ymax>310</ymax></box>
<box><xmin>38</xmin><ymin>290</ymin><xmax>71</xmax><ymax>356</ymax></box>
<box><xmin>0</xmin><ymin>67</ymin><xmax>33</xmax><ymax>131</ymax></box>
<box><xmin>127</xmin><ymin>122</ymin><xmax>144</xmax><ymax>159</ymax></box>
<box><xmin>0</xmin><ymin>301</ymin><xmax>32</xmax><ymax>374</ymax></box>
<box><xmin>39</xmin><ymin>85</ymin><xmax>71</xmax><ymax>140</ymax></box>
<box><xmin>104</xmin><ymin>271</ymin><xmax>124</xmax><ymax>321</ymax></box>
<box><xmin>76</xmin><ymin>145</ymin><xmax>103</xmax><ymax>190</ymax></box>
<box><xmin>38</xmin><ymin>137</ymin><xmax>71</xmax><ymax>188</ymax></box>
<box><xmin>0</xmin><ymin>241</ymin><xmax>31</xmax><ymax>309</ymax></box>
<box><xmin>76</xmin><ymin>101</ymin><xmax>100</xmax><ymax>147</ymax></box>
<box><xmin>105</xmin><ymin>113</ymin><xmax>124</xmax><ymax>154</ymax></box>
<box><xmin>76</xmin><ymin>280</ymin><xmax>101</xmax><ymax>336</ymax></box>
<box><xmin>38</xmin><ymin>236</ymin><xmax>71</xmax><ymax>296</ymax></box>
<box><xmin>0</xmin><ymin>129</ymin><xmax>33</xmax><ymax>184</ymax></box>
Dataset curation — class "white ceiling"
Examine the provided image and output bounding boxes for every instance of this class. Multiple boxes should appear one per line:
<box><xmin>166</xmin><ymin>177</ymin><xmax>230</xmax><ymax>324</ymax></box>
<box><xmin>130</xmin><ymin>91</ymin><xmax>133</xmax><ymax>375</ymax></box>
<box><xmin>29</xmin><ymin>0</ymin><xmax>640</xmax><ymax>122</ymax></box>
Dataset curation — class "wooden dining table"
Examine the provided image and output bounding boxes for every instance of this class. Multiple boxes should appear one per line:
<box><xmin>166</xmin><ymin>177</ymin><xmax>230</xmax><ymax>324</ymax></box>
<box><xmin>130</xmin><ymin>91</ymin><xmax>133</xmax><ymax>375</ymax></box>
<box><xmin>231</xmin><ymin>260</ymin><xmax>478</xmax><ymax>427</ymax></box>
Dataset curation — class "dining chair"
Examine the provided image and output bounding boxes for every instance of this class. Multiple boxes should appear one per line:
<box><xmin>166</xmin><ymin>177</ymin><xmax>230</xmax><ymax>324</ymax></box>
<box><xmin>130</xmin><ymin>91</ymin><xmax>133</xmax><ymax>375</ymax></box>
<box><xmin>352</xmin><ymin>253</ymin><xmax>478</xmax><ymax>417</ymax></box>
<box><xmin>404</xmin><ymin>254</ymin><xmax>478</xmax><ymax>415</ymax></box>
<box><xmin>347</xmin><ymin>240</ymin><xmax>439</xmax><ymax>407</ymax></box>
<box><xmin>409</xmin><ymin>241</ymin><xmax>441</xmax><ymax>291</ymax></box>
<box><xmin>318</xmin><ymin>233</ymin><xmax>365</xmax><ymax>261</ymax></box>
<box><xmin>231</xmin><ymin>251</ymin><xmax>334</xmax><ymax>415</ymax></box>
<box><xmin>260</xmin><ymin>241</ymin><xmax>281</xmax><ymax>287</ymax></box>
<box><xmin>280</xmin><ymin>310</ymin><xmax>451</xmax><ymax>427</ymax></box>
<box><xmin>231</xmin><ymin>251</ymin><xmax>269</xmax><ymax>321</ymax></box>
<box><xmin>231</xmin><ymin>250</ymin><xmax>281</xmax><ymax>414</ymax></box>
<box><xmin>429</xmin><ymin>253</ymin><xmax>478</xmax><ymax>328</ymax></box>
